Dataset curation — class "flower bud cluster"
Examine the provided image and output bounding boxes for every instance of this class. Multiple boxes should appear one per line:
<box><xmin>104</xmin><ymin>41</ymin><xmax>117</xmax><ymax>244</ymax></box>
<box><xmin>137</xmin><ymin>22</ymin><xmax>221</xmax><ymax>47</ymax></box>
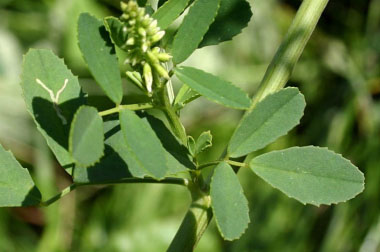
<box><xmin>120</xmin><ymin>1</ymin><xmax>172</xmax><ymax>94</ymax></box>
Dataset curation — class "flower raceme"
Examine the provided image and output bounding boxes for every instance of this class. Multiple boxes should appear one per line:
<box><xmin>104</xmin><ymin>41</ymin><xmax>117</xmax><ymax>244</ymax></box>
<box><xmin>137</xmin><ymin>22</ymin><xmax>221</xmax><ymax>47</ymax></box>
<box><xmin>119</xmin><ymin>1</ymin><xmax>171</xmax><ymax>94</ymax></box>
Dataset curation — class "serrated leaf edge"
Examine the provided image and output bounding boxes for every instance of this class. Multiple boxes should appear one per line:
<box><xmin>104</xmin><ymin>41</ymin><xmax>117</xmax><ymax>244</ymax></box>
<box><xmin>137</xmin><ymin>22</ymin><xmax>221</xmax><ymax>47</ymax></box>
<box><xmin>199</xmin><ymin>0</ymin><xmax>253</xmax><ymax>48</ymax></box>
<box><xmin>174</xmin><ymin>66</ymin><xmax>251</xmax><ymax>110</ymax></box>
<box><xmin>152</xmin><ymin>0</ymin><xmax>191</xmax><ymax>30</ymax></box>
<box><xmin>210</xmin><ymin>162</ymin><xmax>250</xmax><ymax>241</ymax></box>
<box><xmin>0</xmin><ymin>144</ymin><xmax>42</xmax><ymax>206</ymax></box>
<box><xmin>77</xmin><ymin>12</ymin><xmax>123</xmax><ymax>105</ymax></box>
<box><xmin>229</xmin><ymin>87</ymin><xmax>306</xmax><ymax>157</ymax></box>
<box><xmin>172</xmin><ymin>0</ymin><xmax>221</xmax><ymax>64</ymax></box>
<box><xmin>119</xmin><ymin>110</ymin><xmax>169</xmax><ymax>180</ymax></box>
<box><xmin>249</xmin><ymin>145</ymin><xmax>365</xmax><ymax>207</ymax></box>
<box><xmin>20</xmin><ymin>48</ymin><xmax>85</xmax><ymax>171</ymax></box>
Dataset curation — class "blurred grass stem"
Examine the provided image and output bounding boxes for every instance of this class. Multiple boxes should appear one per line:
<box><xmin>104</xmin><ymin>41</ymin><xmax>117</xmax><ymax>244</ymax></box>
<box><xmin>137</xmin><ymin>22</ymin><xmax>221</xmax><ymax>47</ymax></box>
<box><xmin>251</xmin><ymin>0</ymin><xmax>329</xmax><ymax>108</ymax></box>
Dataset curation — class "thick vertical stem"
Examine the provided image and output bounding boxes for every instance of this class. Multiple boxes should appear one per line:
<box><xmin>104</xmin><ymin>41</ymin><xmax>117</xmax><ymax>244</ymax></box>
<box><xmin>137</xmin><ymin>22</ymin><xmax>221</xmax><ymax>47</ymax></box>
<box><xmin>251</xmin><ymin>0</ymin><xmax>329</xmax><ymax>107</ymax></box>
<box><xmin>158</xmin><ymin>87</ymin><xmax>188</xmax><ymax>145</ymax></box>
<box><xmin>167</xmin><ymin>183</ymin><xmax>212</xmax><ymax>252</ymax></box>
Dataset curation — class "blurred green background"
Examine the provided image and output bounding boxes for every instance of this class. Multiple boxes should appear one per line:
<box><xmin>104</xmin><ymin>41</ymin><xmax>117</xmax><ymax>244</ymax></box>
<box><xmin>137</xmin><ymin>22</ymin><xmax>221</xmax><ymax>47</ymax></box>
<box><xmin>1</xmin><ymin>0</ymin><xmax>380</xmax><ymax>251</ymax></box>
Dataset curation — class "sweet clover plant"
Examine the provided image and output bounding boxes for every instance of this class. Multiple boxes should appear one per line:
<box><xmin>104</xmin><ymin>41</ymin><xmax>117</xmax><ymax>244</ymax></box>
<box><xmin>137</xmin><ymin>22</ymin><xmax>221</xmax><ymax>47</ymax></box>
<box><xmin>0</xmin><ymin>0</ymin><xmax>365</xmax><ymax>250</ymax></box>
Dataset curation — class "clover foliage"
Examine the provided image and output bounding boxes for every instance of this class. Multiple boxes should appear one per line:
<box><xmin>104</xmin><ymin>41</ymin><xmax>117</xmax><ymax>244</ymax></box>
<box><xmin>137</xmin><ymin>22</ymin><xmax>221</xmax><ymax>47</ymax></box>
<box><xmin>1</xmin><ymin>0</ymin><xmax>364</xmax><ymax>250</ymax></box>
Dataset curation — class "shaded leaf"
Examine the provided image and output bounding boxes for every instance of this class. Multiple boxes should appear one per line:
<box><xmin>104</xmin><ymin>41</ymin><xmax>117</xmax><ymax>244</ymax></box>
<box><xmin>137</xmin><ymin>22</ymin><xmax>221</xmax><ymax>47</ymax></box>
<box><xmin>195</xmin><ymin>131</ymin><xmax>212</xmax><ymax>156</ymax></box>
<box><xmin>0</xmin><ymin>144</ymin><xmax>41</xmax><ymax>207</ymax></box>
<box><xmin>142</xmin><ymin>114</ymin><xmax>195</xmax><ymax>171</ymax></box>
<box><xmin>171</xmin><ymin>0</ymin><xmax>220</xmax><ymax>64</ymax></box>
<box><xmin>228</xmin><ymin>87</ymin><xmax>305</xmax><ymax>157</ymax></box>
<box><xmin>21</xmin><ymin>49</ymin><xmax>84</xmax><ymax>172</ymax></box>
<box><xmin>119</xmin><ymin>109</ymin><xmax>168</xmax><ymax>179</ymax></box>
<box><xmin>211</xmin><ymin>162</ymin><xmax>250</xmax><ymax>240</ymax></box>
<box><xmin>175</xmin><ymin>66</ymin><xmax>251</xmax><ymax>109</ymax></box>
<box><xmin>153</xmin><ymin>0</ymin><xmax>190</xmax><ymax>30</ymax></box>
<box><xmin>104</xmin><ymin>16</ymin><xmax>128</xmax><ymax>49</ymax></box>
<box><xmin>73</xmin><ymin>119</ymin><xmax>133</xmax><ymax>184</ymax></box>
<box><xmin>200</xmin><ymin>0</ymin><xmax>252</xmax><ymax>47</ymax></box>
<box><xmin>73</xmin><ymin>116</ymin><xmax>191</xmax><ymax>183</ymax></box>
<box><xmin>69</xmin><ymin>106</ymin><xmax>104</xmax><ymax>167</ymax></box>
<box><xmin>250</xmin><ymin>146</ymin><xmax>365</xmax><ymax>206</ymax></box>
<box><xmin>78</xmin><ymin>13</ymin><xmax>123</xmax><ymax>104</ymax></box>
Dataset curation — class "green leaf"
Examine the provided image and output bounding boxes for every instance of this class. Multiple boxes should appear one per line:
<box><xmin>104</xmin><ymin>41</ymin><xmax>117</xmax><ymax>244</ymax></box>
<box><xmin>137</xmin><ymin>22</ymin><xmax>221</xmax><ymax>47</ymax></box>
<box><xmin>195</xmin><ymin>131</ymin><xmax>212</xmax><ymax>156</ymax></box>
<box><xmin>78</xmin><ymin>13</ymin><xmax>123</xmax><ymax>104</ymax></box>
<box><xmin>174</xmin><ymin>66</ymin><xmax>251</xmax><ymax>109</ymax></box>
<box><xmin>153</xmin><ymin>0</ymin><xmax>190</xmax><ymax>30</ymax></box>
<box><xmin>0</xmin><ymin>144</ymin><xmax>41</xmax><ymax>207</ymax></box>
<box><xmin>174</xmin><ymin>84</ymin><xmax>200</xmax><ymax>111</ymax></box>
<box><xmin>200</xmin><ymin>0</ymin><xmax>252</xmax><ymax>47</ymax></box>
<box><xmin>142</xmin><ymin>114</ymin><xmax>195</xmax><ymax>172</ymax></box>
<box><xmin>73</xmin><ymin>119</ymin><xmax>133</xmax><ymax>184</ymax></box>
<box><xmin>250</xmin><ymin>146</ymin><xmax>365</xmax><ymax>206</ymax></box>
<box><xmin>69</xmin><ymin>106</ymin><xmax>104</xmax><ymax>167</ymax></box>
<box><xmin>119</xmin><ymin>109</ymin><xmax>169</xmax><ymax>179</ymax></box>
<box><xmin>211</xmin><ymin>162</ymin><xmax>250</xmax><ymax>240</ymax></box>
<box><xmin>187</xmin><ymin>136</ymin><xmax>196</xmax><ymax>156</ymax></box>
<box><xmin>21</xmin><ymin>49</ymin><xmax>84</xmax><ymax>172</ymax></box>
<box><xmin>228</xmin><ymin>87</ymin><xmax>306</xmax><ymax>158</ymax></box>
<box><xmin>73</xmin><ymin>116</ymin><xmax>191</xmax><ymax>183</ymax></box>
<box><xmin>171</xmin><ymin>0</ymin><xmax>220</xmax><ymax>64</ymax></box>
<box><xmin>104</xmin><ymin>17</ymin><xmax>128</xmax><ymax>49</ymax></box>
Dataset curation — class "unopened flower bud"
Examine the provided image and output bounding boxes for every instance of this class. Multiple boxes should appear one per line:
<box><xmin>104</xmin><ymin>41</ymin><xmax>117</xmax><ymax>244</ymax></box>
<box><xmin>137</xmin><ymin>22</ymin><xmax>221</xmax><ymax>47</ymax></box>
<box><xmin>150</xmin><ymin>30</ymin><xmax>165</xmax><ymax>43</ymax></box>
<box><xmin>143</xmin><ymin>63</ymin><xmax>153</xmax><ymax>92</ymax></box>
<box><xmin>146</xmin><ymin>50</ymin><xmax>159</xmax><ymax>64</ymax></box>
<box><xmin>138</xmin><ymin>27</ymin><xmax>147</xmax><ymax>37</ymax></box>
<box><xmin>153</xmin><ymin>63</ymin><xmax>169</xmax><ymax>79</ymax></box>
<box><xmin>157</xmin><ymin>53</ymin><xmax>172</xmax><ymax>62</ymax></box>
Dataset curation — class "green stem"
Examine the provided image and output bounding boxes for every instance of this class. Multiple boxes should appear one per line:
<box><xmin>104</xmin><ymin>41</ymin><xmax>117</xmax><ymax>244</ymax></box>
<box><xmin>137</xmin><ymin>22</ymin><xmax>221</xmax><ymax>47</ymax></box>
<box><xmin>40</xmin><ymin>177</ymin><xmax>189</xmax><ymax>207</ymax></box>
<box><xmin>226</xmin><ymin>160</ymin><xmax>247</xmax><ymax>167</ymax></box>
<box><xmin>40</xmin><ymin>184</ymin><xmax>77</xmax><ymax>207</ymax></box>
<box><xmin>158</xmin><ymin>87</ymin><xmax>188</xmax><ymax>145</ymax></box>
<box><xmin>78</xmin><ymin>177</ymin><xmax>189</xmax><ymax>187</ymax></box>
<box><xmin>197</xmin><ymin>161</ymin><xmax>221</xmax><ymax>170</ymax></box>
<box><xmin>98</xmin><ymin>103</ymin><xmax>154</xmax><ymax>117</ymax></box>
<box><xmin>167</xmin><ymin>183</ymin><xmax>212</xmax><ymax>252</ymax></box>
<box><xmin>251</xmin><ymin>0</ymin><xmax>329</xmax><ymax>108</ymax></box>
<box><xmin>168</xmin><ymin>0</ymin><xmax>330</xmax><ymax>249</ymax></box>
<box><xmin>197</xmin><ymin>160</ymin><xmax>246</xmax><ymax>170</ymax></box>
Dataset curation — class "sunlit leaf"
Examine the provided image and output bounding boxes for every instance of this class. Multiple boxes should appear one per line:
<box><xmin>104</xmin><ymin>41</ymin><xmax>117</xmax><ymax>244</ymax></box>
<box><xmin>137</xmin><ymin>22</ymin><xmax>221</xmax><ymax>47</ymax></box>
<box><xmin>228</xmin><ymin>87</ymin><xmax>305</xmax><ymax>157</ymax></box>
<box><xmin>78</xmin><ymin>13</ymin><xmax>123</xmax><ymax>104</ymax></box>
<box><xmin>0</xmin><ymin>143</ymin><xmax>41</xmax><ymax>207</ymax></box>
<box><xmin>153</xmin><ymin>0</ymin><xmax>190</xmax><ymax>30</ymax></box>
<box><xmin>174</xmin><ymin>66</ymin><xmax>251</xmax><ymax>109</ymax></box>
<box><xmin>250</xmin><ymin>146</ymin><xmax>365</xmax><ymax>206</ymax></box>
<box><xmin>119</xmin><ymin>109</ymin><xmax>168</xmax><ymax>179</ymax></box>
<box><xmin>211</xmin><ymin>162</ymin><xmax>250</xmax><ymax>240</ymax></box>
<box><xmin>171</xmin><ymin>0</ymin><xmax>219</xmax><ymax>64</ymax></box>
<box><xmin>21</xmin><ymin>49</ymin><xmax>84</xmax><ymax>173</ymax></box>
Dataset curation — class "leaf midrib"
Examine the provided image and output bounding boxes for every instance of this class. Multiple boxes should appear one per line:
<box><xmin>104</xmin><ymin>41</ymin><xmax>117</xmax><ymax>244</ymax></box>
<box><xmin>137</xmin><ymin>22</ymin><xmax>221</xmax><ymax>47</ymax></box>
<box><xmin>251</xmin><ymin>162</ymin><xmax>363</xmax><ymax>184</ymax></box>
<box><xmin>231</xmin><ymin>91</ymin><xmax>300</xmax><ymax>155</ymax></box>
